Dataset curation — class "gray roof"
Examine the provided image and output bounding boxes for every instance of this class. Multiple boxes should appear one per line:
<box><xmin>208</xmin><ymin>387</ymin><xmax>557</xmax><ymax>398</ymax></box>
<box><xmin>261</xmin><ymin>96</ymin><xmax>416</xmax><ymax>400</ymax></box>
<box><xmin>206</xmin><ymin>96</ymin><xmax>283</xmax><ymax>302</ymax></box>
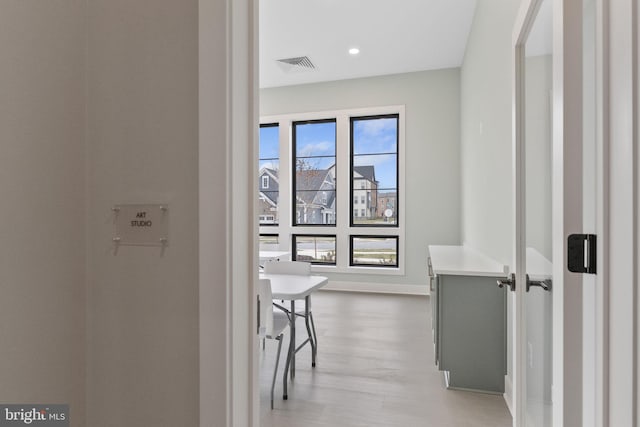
<box><xmin>354</xmin><ymin>165</ymin><xmax>376</xmax><ymax>182</ymax></box>
<box><xmin>295</xmin><ymin>169</ymin><xmax>335</xmax><ymax>206</ymax></box>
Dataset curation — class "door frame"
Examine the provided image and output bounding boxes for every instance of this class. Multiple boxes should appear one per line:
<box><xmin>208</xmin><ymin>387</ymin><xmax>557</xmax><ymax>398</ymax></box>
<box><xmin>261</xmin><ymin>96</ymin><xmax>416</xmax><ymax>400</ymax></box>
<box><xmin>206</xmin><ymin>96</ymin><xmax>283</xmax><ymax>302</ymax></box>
<box><xmin>606</xmin><ymin>0</ymin><xmax>638</xmax><ymax>425</ymax></box>
<box><xmin>199</xmin><ymin>0</ymin><xmax>259</xmax><ymax>426</ymax></box>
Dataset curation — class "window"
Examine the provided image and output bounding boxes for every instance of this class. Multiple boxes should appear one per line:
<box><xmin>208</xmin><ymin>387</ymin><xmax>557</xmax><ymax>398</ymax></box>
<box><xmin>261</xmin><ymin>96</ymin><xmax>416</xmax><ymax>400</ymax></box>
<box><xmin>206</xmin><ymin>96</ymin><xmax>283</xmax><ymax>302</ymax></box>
<box><xmin>259</xmin><ymin>234</ymin><xmax>279</xmax><ymax>251</ymax></box>
<box><xmin>259</xmin><ymin>124</ymin><xmax>280</xmax><ymax>225</ymax></box>
<box><xmin>350</xmin><ymin>236</ymin><xmax>399</xmax><ymax>267</ymax></box>
<box><xmin>293</xmin><ymin>235</ymin><xmax>336</xmax><ymax>265</ymax></box>
<box><xmin>293</xmin><ymin>120</ymin><xmax>336</xmax><ymax>226</ymax></box>
<box><xmin>260</xmin><ymin>106</ymin><xmax>403</xmax><ymax>273</ymax></box>
<box><xmin>351</xmin><ymin>115</ymin><xmax>399</xmax><ymax>226</ymax></box>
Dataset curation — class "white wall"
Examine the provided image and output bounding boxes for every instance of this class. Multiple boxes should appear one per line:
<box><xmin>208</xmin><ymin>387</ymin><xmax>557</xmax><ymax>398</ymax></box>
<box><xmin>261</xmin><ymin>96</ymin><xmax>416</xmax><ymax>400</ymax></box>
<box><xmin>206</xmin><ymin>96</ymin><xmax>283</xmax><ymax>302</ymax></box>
<box><xmin>261</xmin><ymin>69</ymin><xmax>462</xmax><ymax>289</ymax></box>
<box><xmin>0</xmin><ymin>2</ymin><xmax>87</xmax><ymax>425</ymax></box>
<box><xmin>86</xmin><ymin>1</ymin><xmax>201</xmax><ymax>425</ymax></box>
<box><xmin>525</xmin><ymin>55</ymin><xmax>553</xmax><ymax>260</ymax></box>
<box><xmin>1</xmin><ymin>2</ymin><xmax>245</xmax><ymax>425</ymax></box>
<box><xmin>460</xmin><ymin>0</ymin><xmax>521</xmax><ymax>267</ymax></box>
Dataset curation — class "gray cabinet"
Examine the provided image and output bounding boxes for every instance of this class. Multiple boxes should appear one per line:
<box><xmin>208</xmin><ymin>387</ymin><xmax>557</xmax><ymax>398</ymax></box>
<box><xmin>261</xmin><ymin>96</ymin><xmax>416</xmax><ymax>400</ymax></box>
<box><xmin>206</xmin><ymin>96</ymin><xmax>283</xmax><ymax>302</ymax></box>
<box><xmin>428</xmin><ymin>257</ymin><xmax>439</xmax><ymax>365</ymax></box>
<box><xmin>428</xmin><ymin>246</ymin><xmax>507</xmax><ymax>394</ymax></box>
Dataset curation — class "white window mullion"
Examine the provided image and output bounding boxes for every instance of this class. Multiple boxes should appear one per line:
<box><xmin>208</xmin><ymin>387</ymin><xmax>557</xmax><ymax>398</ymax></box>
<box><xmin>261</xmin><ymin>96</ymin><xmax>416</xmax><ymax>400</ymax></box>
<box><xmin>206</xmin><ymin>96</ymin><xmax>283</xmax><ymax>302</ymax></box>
<box><xmin>397</xmin><ymin>107</ymin><xmax>406</xmax><ymax>273</ymax></box>
<box><xmin>279</xmin><ymin>119</ymin><xmax>292</xmax><ymax>254</ymax></box>
<box><xmin>336</xmin><ymin>113</ymin><xmax>351</xmax><ymax>269</ymax></box>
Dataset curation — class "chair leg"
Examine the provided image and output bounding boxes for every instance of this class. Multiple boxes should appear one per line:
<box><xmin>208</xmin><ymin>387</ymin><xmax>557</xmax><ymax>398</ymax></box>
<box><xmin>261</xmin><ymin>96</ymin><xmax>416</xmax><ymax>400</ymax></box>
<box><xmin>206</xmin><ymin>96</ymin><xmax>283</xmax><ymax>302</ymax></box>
<box><xmin>271</xmin><ymin>335</ymin><xmax>283</xmax><ymax>410</ymax></box>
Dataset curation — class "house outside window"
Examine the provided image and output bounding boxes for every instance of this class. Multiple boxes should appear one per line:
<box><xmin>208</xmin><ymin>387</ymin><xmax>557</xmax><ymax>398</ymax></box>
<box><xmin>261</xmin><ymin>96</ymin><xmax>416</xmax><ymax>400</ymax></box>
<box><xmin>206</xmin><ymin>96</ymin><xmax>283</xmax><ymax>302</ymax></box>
<box><xmin>259</xmin><ymin>124</ymin><xmax>280</xmax><ymax>226</ymax></box>
<box><xmin>293</xmin><ymin>119</ymin><xmax>336</xmax><ymax>226</ymax></box>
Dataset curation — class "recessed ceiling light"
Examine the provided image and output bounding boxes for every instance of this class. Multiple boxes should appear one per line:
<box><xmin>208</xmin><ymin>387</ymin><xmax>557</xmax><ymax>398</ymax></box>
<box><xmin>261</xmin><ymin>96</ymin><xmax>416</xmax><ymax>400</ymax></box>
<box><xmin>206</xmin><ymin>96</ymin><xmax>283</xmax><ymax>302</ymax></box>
<box><xmin>348</xmin><ymin>48</ymin><xmax>360</xmax><ymax>55</ymax></box>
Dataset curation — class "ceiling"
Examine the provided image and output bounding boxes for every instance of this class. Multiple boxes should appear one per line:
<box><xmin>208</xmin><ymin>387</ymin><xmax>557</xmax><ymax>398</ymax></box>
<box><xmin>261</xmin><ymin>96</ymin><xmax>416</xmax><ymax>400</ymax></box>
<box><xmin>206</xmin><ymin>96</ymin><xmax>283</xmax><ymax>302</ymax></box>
<box><xmin>259</xmin><ymin>0</ymin><xmax>478</xmax><ymax>88</ymax></box>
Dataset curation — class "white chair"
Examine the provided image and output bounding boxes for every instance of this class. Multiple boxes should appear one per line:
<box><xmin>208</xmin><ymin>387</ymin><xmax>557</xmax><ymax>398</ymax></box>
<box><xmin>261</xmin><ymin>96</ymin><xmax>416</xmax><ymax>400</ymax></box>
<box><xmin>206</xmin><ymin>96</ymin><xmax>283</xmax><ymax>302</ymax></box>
<box><xmin>263</xmin><ymin>261</ymin><xmax>318</xmax><ymax>368</ymax></box>
<box><xmin>258</xmin><ymin>278</ymin><xmax>289</xmax><ymax>409</ymax></box>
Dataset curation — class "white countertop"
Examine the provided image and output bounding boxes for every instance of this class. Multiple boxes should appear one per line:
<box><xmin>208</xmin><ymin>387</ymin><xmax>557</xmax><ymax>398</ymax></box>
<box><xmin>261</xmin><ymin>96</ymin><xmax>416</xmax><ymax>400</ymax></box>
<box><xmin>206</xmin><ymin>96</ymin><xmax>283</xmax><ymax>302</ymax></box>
<box><xmin>428</xmin><ymin>245</ymin><xmax>508</xmax><ymax>277</ymax></box>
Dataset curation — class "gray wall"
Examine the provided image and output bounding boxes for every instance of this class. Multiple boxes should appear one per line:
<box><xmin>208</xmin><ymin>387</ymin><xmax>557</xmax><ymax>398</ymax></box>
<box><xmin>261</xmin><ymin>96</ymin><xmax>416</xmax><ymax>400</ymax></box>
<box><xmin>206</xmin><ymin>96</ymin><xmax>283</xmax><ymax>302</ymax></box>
<box><xmin>86</xmin><ymin>0</ymin><xmax>200</xmax><ymax>426</ymax></box>
<box><xmin>460</xmin><ymin>0</ymin><xmax>521</xmax><ymax>267</ymax></box>
<box><xmin>261</xmin><ymin>69</ymin><xmax>462</xmax><ymax>287</ymax></box>
<box><xmin>0</xmin><ymin>2</ymin><xmax>87</xmax><ymax>425</ymax></box>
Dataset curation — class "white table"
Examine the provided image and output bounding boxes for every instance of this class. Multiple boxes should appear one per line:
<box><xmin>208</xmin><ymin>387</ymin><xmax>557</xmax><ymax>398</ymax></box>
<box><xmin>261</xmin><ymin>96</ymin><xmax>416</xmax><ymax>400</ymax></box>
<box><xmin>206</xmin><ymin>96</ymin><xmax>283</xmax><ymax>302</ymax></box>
<box><xmin>260</xmin><ymin>272</ymin><xmax>328</xmax><ymax>399</ymax></box>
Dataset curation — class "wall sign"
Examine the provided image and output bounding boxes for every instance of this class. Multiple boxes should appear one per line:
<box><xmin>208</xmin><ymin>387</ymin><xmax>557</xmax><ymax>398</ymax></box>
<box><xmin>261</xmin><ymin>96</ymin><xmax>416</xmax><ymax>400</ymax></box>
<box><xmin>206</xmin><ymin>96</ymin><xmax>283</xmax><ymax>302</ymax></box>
<box><xmin>113</xmin><ymin>204</ymin><xmax>168</xmax><ymax>246</ymax></box>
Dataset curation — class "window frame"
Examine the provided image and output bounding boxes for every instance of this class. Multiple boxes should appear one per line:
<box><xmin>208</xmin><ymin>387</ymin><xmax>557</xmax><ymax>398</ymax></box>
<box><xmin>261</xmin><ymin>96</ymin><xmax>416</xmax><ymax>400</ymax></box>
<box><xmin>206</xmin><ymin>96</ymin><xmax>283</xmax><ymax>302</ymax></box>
<box><xmin>291</xmin><ymin>118</ymin><xmax>337</xmax><ymax>228</ymax></box>
<box><xmin>260</xmin><ymin>105</ymin><xmax>405</xmax><ymax>275</ymax></box>
<box><xmin>292</xmin><ymin>234</ymin><xmax>337</xmax><ymax>266</ymax></box>
<box><xmin>349</xmin><ymin>235</ymin><xmax>400</xmax><ymax>268</ymax></box>
<box><xmin>259</xmin><ymin>123</ymin><xmax>280</xmax><ymax>227</ymax></box>
<box><xmin>350</xmin><ymin>114</ymin><xmax>400</xmax><ymax>228</ymax></box>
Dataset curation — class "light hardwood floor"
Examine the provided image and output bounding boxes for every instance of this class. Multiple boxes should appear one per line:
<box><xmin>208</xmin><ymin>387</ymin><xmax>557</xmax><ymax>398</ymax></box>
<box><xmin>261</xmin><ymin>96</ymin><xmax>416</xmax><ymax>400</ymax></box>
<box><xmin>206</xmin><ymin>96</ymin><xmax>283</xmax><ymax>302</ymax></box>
<box><xmin>259</xmin><ymin>291</ymin><xmax>512</xmax><ymax>427</ymax></box>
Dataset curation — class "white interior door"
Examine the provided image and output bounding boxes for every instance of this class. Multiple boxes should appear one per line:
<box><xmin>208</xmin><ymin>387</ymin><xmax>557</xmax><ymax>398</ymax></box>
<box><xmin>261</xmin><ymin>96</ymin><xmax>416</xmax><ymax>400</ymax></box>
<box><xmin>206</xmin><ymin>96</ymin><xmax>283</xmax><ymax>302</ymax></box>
<box><xmin>513</xmin><ymin>1</ymin><xmax>554</xmax><ymax>425</ymax></box>
<box><xmin>513</xmin><ymin>0</ymin><xmax>598</xmax><ymax>426</ymax></box>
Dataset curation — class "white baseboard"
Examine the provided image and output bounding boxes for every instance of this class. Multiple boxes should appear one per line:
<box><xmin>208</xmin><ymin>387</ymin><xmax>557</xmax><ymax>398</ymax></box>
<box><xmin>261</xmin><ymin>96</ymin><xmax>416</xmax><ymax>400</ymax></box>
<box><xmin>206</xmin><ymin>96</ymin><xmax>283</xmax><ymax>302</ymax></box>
<box><xmin>504</xmin><ymin>375</ymin><xmax>514</xmax><ymax>416</ymax></box>
<box><xmin>321</xmin><ymin>280</ymin><xmax>429</xmax><ymax>296</ymax></box>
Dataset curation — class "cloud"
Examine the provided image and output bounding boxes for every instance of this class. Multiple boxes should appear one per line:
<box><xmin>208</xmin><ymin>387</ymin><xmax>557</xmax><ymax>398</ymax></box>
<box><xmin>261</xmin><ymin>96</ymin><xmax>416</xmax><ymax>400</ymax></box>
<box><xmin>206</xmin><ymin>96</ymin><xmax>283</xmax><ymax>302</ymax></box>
<box><xmin>354</xmin><ymin>118</ymin><xmax>397</xmax><ymax>153</ymax></box>
<box><xmin>354</xmin><ymin>153</ymin><xmax>395</xmax><ymax>168</ymax></box>
<box><xmin>298</xmin><ymin>140</ymin><xmax>334</xmax><ymax>157</ymax></box>
<box><xmin>357</xmin><ymin>117</ymin><xmax>397</xmax><ymax>137</ymax></box>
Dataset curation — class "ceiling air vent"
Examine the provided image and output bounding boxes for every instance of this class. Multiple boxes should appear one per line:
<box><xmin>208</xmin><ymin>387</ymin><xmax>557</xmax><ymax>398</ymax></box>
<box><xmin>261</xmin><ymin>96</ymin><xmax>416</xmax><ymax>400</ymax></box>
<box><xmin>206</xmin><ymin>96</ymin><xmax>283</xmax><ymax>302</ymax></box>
<box><xmin>276</xmin><ymin>56</ymin><xmax>316</xmax><ymax>72</ymax></box>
